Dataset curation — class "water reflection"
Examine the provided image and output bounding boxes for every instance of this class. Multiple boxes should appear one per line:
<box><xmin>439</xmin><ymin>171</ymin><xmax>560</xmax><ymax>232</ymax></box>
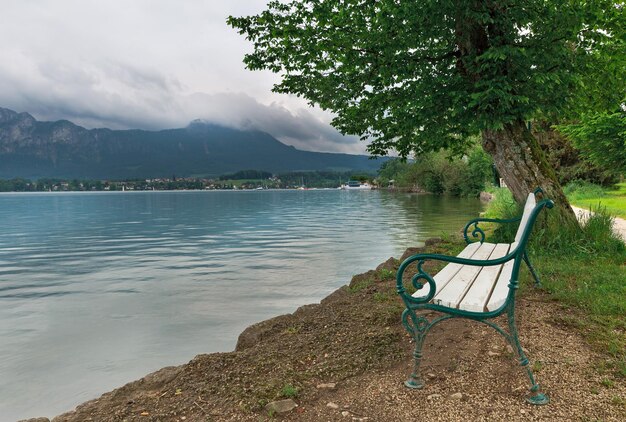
<box><xmin>378</xmin><ymin>191</ymin><xmax>485</xmax><ymax>246</ymax></box>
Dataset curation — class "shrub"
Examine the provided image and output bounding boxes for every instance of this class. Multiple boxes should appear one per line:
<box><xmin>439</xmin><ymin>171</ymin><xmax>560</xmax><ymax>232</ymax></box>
<box><xmin>557</xmin><ymin>111</ymin><xmax>626</xmax><ymax>175</ymax></box>
<box><xmin>463</xmin><ymin>146</ymin><xmax>493</xmax><ymax>197</ymax></box>
<box><xmin>482</xmin><ymin>188</ymin><xmax>520</xmax><ymax>243</ymax></box>
<box><xmin>385</xmin><ymin>146</ymin><xmax>493</xmax><ymax>197</ymax></box>
<box><xmin>563</xmin><ymin>180</ymin><xmax>607</xmax><ymax>201</ymax></box>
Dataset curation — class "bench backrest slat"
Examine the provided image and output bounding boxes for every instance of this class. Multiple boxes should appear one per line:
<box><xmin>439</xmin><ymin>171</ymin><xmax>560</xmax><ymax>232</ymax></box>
<box><xmin>514</xmin><ymin>193</ymin><xmax>537</xmax><ymax>243</ymax></box>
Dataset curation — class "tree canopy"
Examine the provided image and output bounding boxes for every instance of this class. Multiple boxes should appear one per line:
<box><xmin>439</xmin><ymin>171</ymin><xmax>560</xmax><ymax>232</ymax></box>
<box><xmin>229</xmin><ymin>1</ymin><xmax>625</xmax><ymax>158</ymax></box>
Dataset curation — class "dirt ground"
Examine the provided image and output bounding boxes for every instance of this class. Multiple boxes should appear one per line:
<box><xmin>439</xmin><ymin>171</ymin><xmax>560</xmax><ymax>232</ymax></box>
<box><xmin>26</xmin><ymin>241</ymin><xmax>625</xmax><ymax>422</ymax></box>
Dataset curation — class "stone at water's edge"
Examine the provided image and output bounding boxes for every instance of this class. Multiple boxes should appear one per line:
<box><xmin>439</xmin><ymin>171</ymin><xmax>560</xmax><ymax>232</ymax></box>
<box><xmin>480</xmin><ymin>191</ymin><xmax>494</xmax><ymax>202</ymax></box>
<box><xmin>425</xmin><ymin>237</ymin><xmax>444</xmax><ymax>246</ymax></box>
<box><xmin>376</xmin><ymin>257</ymin><xmax>399</xmax><ymax>272</ymax></box>
<box><xmin>17</xmin><ymin>418</ymin><xmax>50</xmax><ymax>422</ymax></box>
<box><xmin>235</xmin><ymin>303</ymin><xmax>323</xmax><ymax>351</ymax></box>
<box><xmin>235</xmin><ymin>313</ymin><xmax>293</xmax><ymax>351</ymax></box>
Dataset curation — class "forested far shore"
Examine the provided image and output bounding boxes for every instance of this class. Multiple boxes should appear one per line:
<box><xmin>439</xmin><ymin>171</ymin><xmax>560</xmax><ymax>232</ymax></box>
<box><xmin>0</xmin><ymin>170</ymin><xmax>374</xmax><ymax>192</ymax></box>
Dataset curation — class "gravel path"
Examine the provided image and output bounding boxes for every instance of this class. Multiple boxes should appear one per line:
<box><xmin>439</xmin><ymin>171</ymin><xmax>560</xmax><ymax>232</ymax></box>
<box><xmin>571</xmin><ymin>205</ymin><xmax>626</xmax><ymax>240</ymax></box>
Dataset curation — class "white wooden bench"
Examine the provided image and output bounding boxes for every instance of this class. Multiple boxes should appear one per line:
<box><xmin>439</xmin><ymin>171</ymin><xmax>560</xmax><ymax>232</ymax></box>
<box><xmin>396</xmin><ymin>188</ymin><xmax>553</xmax><ymax>405</ymax></box>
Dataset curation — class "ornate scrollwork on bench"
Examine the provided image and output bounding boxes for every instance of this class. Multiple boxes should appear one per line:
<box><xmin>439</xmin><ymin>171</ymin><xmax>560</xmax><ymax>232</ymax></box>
<box><xmin>462</xmin><ymin>217</ymin><xmax>521</xmax><ymax>244</ymax></box>
<box><xmin>401</xmin><ymin>260</ymin><xmax>436</xmax><ymax>303</ymax></box>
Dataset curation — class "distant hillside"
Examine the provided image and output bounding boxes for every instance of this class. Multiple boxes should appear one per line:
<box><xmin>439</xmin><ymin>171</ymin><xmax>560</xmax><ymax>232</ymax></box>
<box><xmin>0</xmin><ymin>108</ymin><xmax>383</xmax><ymax>179</ymax></box>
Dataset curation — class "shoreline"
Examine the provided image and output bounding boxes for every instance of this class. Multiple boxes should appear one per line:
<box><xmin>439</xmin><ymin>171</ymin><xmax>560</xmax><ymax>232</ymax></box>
<box><xmin>19</xmin><ymin>244</ymin><xmax>426</xmax><ymax>421</ymax></box>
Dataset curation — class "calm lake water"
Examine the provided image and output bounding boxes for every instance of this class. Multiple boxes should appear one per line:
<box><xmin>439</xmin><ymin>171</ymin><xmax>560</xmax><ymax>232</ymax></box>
<box><xmin>0</xmin><ymin>190</ymin><xmax>484</xmax><ymax>420</ymax></box>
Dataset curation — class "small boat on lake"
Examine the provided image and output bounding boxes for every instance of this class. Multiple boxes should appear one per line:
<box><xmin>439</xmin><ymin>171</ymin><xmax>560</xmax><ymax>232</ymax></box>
<box><xmin>341</xmin><ymin>180</ymin><xmax>373</xmax><ymax>190</ymax></box>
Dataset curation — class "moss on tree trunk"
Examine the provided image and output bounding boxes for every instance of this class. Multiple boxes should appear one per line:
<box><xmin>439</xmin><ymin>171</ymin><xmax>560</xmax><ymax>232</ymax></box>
<box><xmin>482</xmin><ymin>121</ymin><xmax>579</xmax><ymax>229</ymax></box>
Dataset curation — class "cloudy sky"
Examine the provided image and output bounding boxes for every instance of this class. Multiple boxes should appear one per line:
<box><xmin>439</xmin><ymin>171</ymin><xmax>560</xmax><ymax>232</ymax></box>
<box><xmin>0</xmin><ymin>0</ymin><xmax>366</xmax><ymax>154</ymax></box>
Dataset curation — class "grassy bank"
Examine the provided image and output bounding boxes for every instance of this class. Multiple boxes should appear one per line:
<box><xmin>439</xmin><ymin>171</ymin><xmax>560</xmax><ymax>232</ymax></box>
<box><xmin>565</xmin><ymin>181</ymin><xmax>626</xmax><ymax>219</ymax></box>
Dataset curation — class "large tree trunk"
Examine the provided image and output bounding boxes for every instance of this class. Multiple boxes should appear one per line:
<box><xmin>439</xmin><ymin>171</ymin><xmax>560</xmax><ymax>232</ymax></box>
<box><xmin>482</xmin><ymin>120</ymin><xmax>579</xmax><ymax>228</ymax></box>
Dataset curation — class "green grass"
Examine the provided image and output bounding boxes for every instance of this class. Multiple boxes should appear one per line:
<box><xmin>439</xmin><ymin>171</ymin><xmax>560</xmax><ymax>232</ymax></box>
<box><xmin>378</xmin><ymin>268</ymin><xmax>395</xmax><ymax>280</ymax></box>
<box><xmin>612</xmin><ymin>395</ymin><xmax>626</xmax><ymax>407</ymax></box>
<box><xmin>482</xmin><ymin>187</ymin><xmax>519</xmax><ymax>220</ymax></box>
<box><xmin>283</xmin><ymin>326</ymin><xmax>300</xmax><ymax>335</ymax></box>
<box><xmin>483</xmin><ymin>185</ymin><xmax>625</xmax><ymax>255</ymax></box>
<box><xmin>567</xmin><ymin>181</ymin><xmax>626</xmax><ymax>219</ymax></box>
<box><xmin>347</xmin><ymin>277</ymin><xmax>374</xmax><ymax>293</ymax></box>
<box><xmin>526</xmin><ymin>253</ymin><xmax>626</xmax><ymax>376</ymax></box>
<box><xmin>564</xmin><ymin>179</ymin><xmax>608</xmax><ymax>200</ymax></box>
<box><xmin>280</xmin><ymin>384</ymin><xmax>299</xmax><ymax>398</ymax></box>
<box><xmin>373</xmin><ymin>291</ymin><xmax>394</xmax><ymax>303</ymax></box>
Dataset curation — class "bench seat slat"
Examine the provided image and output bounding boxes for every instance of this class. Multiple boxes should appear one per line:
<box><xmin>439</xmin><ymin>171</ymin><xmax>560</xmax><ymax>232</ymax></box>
<box><xmin>411</xmin><ymin>241</ymin><xmax>481</xmax><ymax>299</ymax></box>
<box><xmin>409</xmin><ymin>238</ymin><xmax>522</xmax><ymax>313</ymax></box>
<box><xmin>458</xmin><ymin>243</ymin><xmax>511</xmax><ymax>312</ymax></box>
<box><xmin>514</xmin><ymin>193</ymin><xmax>536</xmax><ymax>243</ymax></box>
<box><xmin>486</xmin><ymin>241</ymin><xmax>519</xmax><ymax>312</ymax></box>
<box><xmin>432</xmin><ymin>242</ymin><xmax>497</xmax><ymax>308</ymax></box>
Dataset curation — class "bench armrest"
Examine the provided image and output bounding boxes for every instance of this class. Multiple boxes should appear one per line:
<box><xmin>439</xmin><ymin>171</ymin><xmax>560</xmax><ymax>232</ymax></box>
<box><xmin>396</xmin><ymin>250</ymin><xmax>518</xmax><ymax>305</ymax></box>
<box><xmin>463</xmin><ymin>187</ymin><xmax>547</xmax><ymax>244</ymax></box>
<box><xmin>463</xmin><ymin>217</ymin><xmax>521</xmax><ymax>244</ymax></box>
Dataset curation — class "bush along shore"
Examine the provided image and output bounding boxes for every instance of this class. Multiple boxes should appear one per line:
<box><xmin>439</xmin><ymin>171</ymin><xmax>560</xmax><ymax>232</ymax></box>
<box><xmin>21</xmin><ymin>228</ymin><xmax>625</xmax><ymax>422</ymax></box>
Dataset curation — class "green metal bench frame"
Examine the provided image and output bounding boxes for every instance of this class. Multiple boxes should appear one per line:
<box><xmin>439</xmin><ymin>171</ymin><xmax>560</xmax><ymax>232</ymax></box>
<box><xmin>396</xmin><ymin>188</ymin><xmax>553</xmax><ymax>405</ymax></box>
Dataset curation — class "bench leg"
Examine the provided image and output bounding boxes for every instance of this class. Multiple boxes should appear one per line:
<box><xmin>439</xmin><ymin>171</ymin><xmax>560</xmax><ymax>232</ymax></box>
<box><xmin>406</xmin><ymin>341</ymin><xmax>426</xmax><ymax>389</ymax></box>
<box><xmin>401</xmin><ymin>310</ymin><xmax>453</xmax><ymax>389</ymax></box>
<box><xmin>402</xmin><ymin>310</ymin><xmax>427</xmax><ymax>388</ymax></box>
<box><xmin>523</xmin><ymin>252</ymin><xmax>542</xmax><ymax>286</ymax></box>
<box><xmin>507</xmin><ymin>306</ymin><xmax>549</xmax><ymax>405</ymax></box>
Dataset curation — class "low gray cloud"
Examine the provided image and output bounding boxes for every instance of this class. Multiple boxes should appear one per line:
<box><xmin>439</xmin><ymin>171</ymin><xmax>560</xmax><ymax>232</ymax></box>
<box><xmin>183</xmin><ymin>93</ymin><xmax>362</xmax><ymax>153</ymax></box>
<box><xmin>0</xmin><ymin>59</ymin><xmax>364</xmax><ymax>153</ymax></box>
<box><xmin>0</xmin><ymin>0</ymin><xmax>368</xmax><ymax>154</ymax></box>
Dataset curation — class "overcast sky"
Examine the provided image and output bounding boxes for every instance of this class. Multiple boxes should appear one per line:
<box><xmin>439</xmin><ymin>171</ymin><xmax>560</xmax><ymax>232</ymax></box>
<box><xmin>0</xmin><ymin>0</ymin><xmax>366</xmax><ymax>154</ymax></box>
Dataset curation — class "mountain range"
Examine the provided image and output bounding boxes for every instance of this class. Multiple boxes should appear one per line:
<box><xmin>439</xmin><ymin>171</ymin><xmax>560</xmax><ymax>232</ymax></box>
<box><xmin>0</xmin><ymin>108</ymin><xmax>383</xmax><ymax>179</ymax></box>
